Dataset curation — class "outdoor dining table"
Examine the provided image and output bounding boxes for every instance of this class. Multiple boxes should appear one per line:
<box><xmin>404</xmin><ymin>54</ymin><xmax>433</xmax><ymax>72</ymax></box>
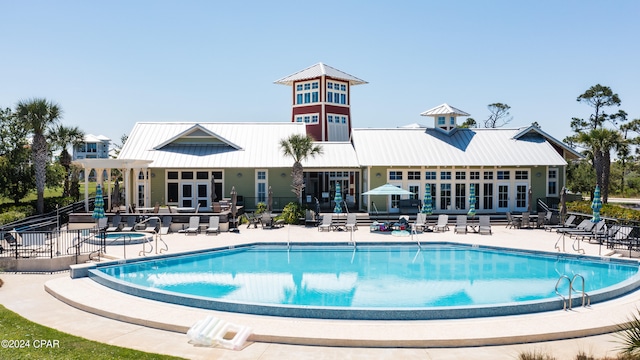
<box><xmin>136</xmin><ymin>207</ymin><xmax>155</xmax><ymax>213</ymax></box>
<box><xmin>174</xmin><ymin>207</ymin><xmax>195</xmax><ymax>213</ymax></box>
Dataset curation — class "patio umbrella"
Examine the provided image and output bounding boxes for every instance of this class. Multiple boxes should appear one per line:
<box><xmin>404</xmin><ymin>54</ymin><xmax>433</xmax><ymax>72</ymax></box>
<box><xmin>230</xmin><ymin>186</ymin><xmax>238</xmax><ymax>231</ymax></box>
<box><xmin>362</xmin><ymin>183</ymin><xmax>414</xmax><ymax>196</ymax></box>
<box><xmin>267</xmin><ymin>186</ymin><xmax>273</xmax><ymax>213</ymax></box>
<box><xmin>467</xmin><ymin>184</ymin><xmax>476</xmax><ymax>217</ymax></box>
<box><xmin>421</xmin><ymin>184</ymin><xmax>432</xmax><ymax>215</ymax></box>
<box><xmin>591</xmin><ymin>185</ymin><xmax>602</xmax><ymax>223</ymax></box>
<box><xmin>527</xmin><ymin>187</ymin><xmax>533</xmax><ymax>213</ymax></box>
<box><xmin>92</xmin><ymin>184</ymin><xmax>105</xmax><ymax>221</ymax></box>
<box><xmin>559</xmin><ymin>186</ymin><xmax>567</xmax><ymax>223</ymax></box>
<box><xmin>210</xmin><ymin>177</ymin><xmax>217</xmax><ymax>204</ymax></box>
<box><xmin>333</xmin><ymin>182</ymin><xmax>343</xmax><ymax>214</ymax></box>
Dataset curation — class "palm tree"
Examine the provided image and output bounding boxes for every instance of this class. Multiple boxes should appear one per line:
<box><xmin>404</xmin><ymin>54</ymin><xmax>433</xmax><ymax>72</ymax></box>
<box><xmin>279</xmin><ymin>134</ymin><xmax>323</xmax><ymax>203</ymax></box>
<box><xmin>16</xmin><ymin>98</ymin><xmax>62</xmax><ymax>214</ymax></box>
<box><xmin>50</xmin><ymin>124</ymin><xmax>85</xmax><ymax>196</ymax></box>
<box><xmin>577</xmin><ymin>128</ymin><xmax>623</xmax><ymax>203</ymax></box>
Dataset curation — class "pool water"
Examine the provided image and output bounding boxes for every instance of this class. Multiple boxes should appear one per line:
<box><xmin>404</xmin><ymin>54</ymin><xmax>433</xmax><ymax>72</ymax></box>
<box><xmin>94</xmin><ymin>243</ymin><xmax>640</xmax><ymax>312</ymax></box>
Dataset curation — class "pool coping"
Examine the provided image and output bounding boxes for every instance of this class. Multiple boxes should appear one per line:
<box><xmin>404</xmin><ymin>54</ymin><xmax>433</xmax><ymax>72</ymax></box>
<box><xmin>45</xmin><ymin>273</ymin><xmax>640</xmax><ymax>348</ymax></box>
<box><xmin>84</xmin><ymin>242</ymin><xmax>640</xmax><ymax>321</ymax></box>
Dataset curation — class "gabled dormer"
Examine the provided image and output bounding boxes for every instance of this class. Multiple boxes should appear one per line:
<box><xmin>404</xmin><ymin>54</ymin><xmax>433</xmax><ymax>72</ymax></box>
<box><xmin>274</xmin><ymin>62</ymin><xmax>367</xmax><ymax>142</ymax></box>
<box><xmin>153</xmin><ymin>124</ymin><xmax>243</xmax><ymax>150</ymax></box>
<box><xmin>420</xmin><ymin>103</ymin><xmax>470</xmax><ymax>134</ymax></box>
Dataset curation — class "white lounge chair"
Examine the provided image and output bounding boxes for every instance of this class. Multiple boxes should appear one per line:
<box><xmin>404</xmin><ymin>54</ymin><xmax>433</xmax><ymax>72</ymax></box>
<box><xmin>318</xmin><ymin>214</ymin><xmax>333</xmax><ymax>232</ymax></box>
<box><xmin>184</xmin><ymin>216</ymin><xmax>200</xmax><ymax>235</ymax></box>
<box><xmin>414</xmin><ymin>213</ymin><xmax>428</xmax><ymax>232</ymax></box>
<box><xmin>160</xmin><ymin>216</ymin><xmax>172</xmax><ymax>235</ymax></box>
<box><xmin>478</xmin><ymin>216</ymin><xmax>492</xmax><ymax>235</ymax></box>
<box><xmin>205</xmin><ymin>216</ymin><xmax>220</xmax><ymax>235</ymax></box>
<box><xmin>433</xmin><ymin>214</ymin><xmax>449</xmax><ymax>232</ymax></box>
<box><xmin>142</xmin><ymin>218</ymin><xmax>160</xmax><ymax>233</ymax></box>
<box><xmin>345</xmin><ymin>213</ymin><xmax>357</xmax><ymax>231</ymax></box>
<box><xmin>454</xmin><ymin>215</ymin><xmax>467</xmax><ymax>234</ymax></box>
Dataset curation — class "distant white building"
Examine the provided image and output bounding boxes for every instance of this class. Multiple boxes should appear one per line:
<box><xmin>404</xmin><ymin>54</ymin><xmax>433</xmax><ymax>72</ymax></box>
<box><xmin>73</xmin><ymin>134</ymin><xmax>111</xmax><ymax>160</ymax></box>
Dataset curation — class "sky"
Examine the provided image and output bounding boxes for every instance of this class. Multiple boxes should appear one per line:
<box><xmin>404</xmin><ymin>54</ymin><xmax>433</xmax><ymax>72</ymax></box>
<box><xmin>1</xmin><ymin>1</ymin><xmax>639</xmax><ymax>147</ymax></box>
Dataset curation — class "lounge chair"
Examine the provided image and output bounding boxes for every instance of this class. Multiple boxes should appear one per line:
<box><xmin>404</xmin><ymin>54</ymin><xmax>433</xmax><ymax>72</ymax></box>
<box><xmin>142</xmin><ymin>218</ymin><xmax>160</xmax><ymax>233</ymax></box>
<box><xmin>556</xmin><ymin>219</ymin><xmax>594</xmax><ymax>235</ymax></box>
<box><xmin>160</xmin><ymin>215</ymin><xmax>172</xmax><ymax>235</ymax></box>
<box><xmin>318</xmin><ymin>214</ymin><xmax>333</xmax><ymax>232</ymax></box>
<box><xmin>273</xmin><ymin>219</ymin><xmax>285</xmax><ymax>228</ymax></box>
<box><xmin>606</xmin><ymin>226</ymin><xmax>634</xmax><ymax>250</ymax></box>
<box><xmin>478</xmin><ymin>216</ymin><xmax>492</xmax><ymax>235</ymax></box>
<box><xmin>433</xmin><ymin>214</ymin><xmax>449</xmax><ymax>232</ymax></box>
<box><xmin>195</xmin><ymin>203</ymin><xmax>201</xmax><ymax>213</ymax></box>
<box><xmin>261</xmin><ymin>213</ymin><xmax>273</xmax><ymax>229</ymax></box>
<box><xmin>569</xmin><ymin>220</ymin><xmax>605</xmax><ymax>239</ymax></box>
<box><xmin>345</xmin><ymin>213</ymin><xmax>357</xmax><ymax>231</ymax></box>
<box><xmin>205</xmin><ymin>216</ymin><xmax>220</xmax><ymax>235</ymax></box>
<box><xmin>304</xmin><ymin>210</ymin><xmax>319</xmax><ymax>227</ymax></box>
<box><xmin>454</xmin><ymin>215</ymin><xmax>467</xmax><ymax>234</ymax></box>
<box><xmin>96</xmin><ymin>217</ymin><xmax>108</xmax><ymax>232</ymax></box>
<box><xmin>414</xmin><ymin>213</ymin><xmax>428</xmax><ymax>232</ymax></box>
<box><xmin>121</xmin><ymin>216</ymin><xmax>137</xmax><ymax>232</ymax></box>
<box><xmin>184</xmin><ymin>216</ymin><xmax>200</xmax><ymax>235</ymax></box>
<box><xmin>106</xmin><ymin>214</ymin><xmax>122</xmax><ymax>232</ymax></box>
<box><xmin>545</xmin><ymin>215</ymin><xmax>577</xmax><ymax>232</ymax></box>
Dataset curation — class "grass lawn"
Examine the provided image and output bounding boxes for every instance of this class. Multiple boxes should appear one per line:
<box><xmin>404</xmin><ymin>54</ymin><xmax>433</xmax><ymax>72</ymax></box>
<box><xmin>0</xmin><ymin>305</ymin><xmax>184</xmax><ymax>360</ymax></box>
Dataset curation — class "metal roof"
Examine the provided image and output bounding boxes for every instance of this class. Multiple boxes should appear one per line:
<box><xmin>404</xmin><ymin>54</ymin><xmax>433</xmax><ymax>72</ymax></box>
<box><xmin>352</xmin><ymin>127</ymin><xmax>570</xmax><ymax>167</ymax></box>
<box><xmin>420</xmin><ymin>103</ymin><xmax>470</xmax><ymax>117</ymax></box>
<box><xmin>118</xmin><ymin>122</ymin><xmax>360</xmax><ymax>169</ymax></box>
<box><xmin>274</xmin><ymin>62</ymin><xmax>368</xmax><ymax>86</ymax></box>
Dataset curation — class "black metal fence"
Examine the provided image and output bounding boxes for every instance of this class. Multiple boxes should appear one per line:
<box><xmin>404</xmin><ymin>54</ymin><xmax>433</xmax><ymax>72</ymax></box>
<box><xmin>0</xmin><ymin>228</ymin><xmax>102</xmax><ymax>259</ymax></box>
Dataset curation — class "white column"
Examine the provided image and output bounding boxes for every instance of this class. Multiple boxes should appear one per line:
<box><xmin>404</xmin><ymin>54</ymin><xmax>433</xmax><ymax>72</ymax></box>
<box><xmin>84</xmin><ymin>168</ymin><xmax>89</xmax><ymax>212</ymax></box>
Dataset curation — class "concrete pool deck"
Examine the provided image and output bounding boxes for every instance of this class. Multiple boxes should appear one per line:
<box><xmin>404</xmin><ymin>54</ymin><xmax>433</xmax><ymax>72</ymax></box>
<box><xmin>2</xmin><ymin>221</ymin><xmax>638</xmax><ymax>359</ymax></box>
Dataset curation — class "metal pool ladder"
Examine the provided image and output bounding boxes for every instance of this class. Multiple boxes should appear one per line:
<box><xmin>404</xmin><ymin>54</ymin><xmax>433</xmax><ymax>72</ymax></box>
<box><xmin>555</xmin><ymin>274</ymin><xmax>591</xmax><ymax>310</ymax></box>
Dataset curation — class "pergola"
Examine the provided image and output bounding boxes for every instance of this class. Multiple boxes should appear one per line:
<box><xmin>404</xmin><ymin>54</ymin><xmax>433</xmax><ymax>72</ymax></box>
<box><xmin>72</xmin><ymin>159</ymin><xmax>153</xmax><ymax>213</ymax></box>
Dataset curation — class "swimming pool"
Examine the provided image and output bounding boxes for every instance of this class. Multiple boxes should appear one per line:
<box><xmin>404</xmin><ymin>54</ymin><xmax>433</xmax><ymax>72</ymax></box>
<box><xmin>88</xmin><ymin>232</ymin><xmax>153</xmax><ymax>245</ymax></box>
<box><xmin>88</xmin><ymin>242</ymin><xmax>640</xmax><ymax>320</ymax></box>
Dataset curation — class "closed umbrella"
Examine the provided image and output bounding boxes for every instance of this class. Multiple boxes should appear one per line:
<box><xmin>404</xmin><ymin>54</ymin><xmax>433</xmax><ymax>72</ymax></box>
<box><xmin>92</xmin><ymin>185</ymin><xmax>105</xmax><ymax>221</ymax></box>
<box><xmin>591</xmin><ymin>185</ymin><xmax>602</xmax><ymax>223</ymax></box>
<box><xmin>527</xmin><ymin>187</ymin><xmax>533</xmax><ymax>213</ymax></box>
<box><xmin>467</xmin><ymin>184</ymin><xmax>476</xmax><ymax>217</ymax></box>
<box><xmin>267</xmin><ymin>186</ymin><xmax>273</xmax><ymax>213</ymax></box>
<box><xmin>559</xmin><ymin>187</ymin><xmax>567</xmax><ymax>223</ymax></box>
<box><xmin>230</xmin><ymin>186</ymin><xmax>238</xmax><ymax>231</ymax></box>
<box><xmin>421</xmin><ymin>184</ymin><xmax>432</xmax><ymax>215</ymax></box>
<box><xmin>333</xmin><ymin>182</ymin><xmax>343</xmax><ymax>214</ymax></box>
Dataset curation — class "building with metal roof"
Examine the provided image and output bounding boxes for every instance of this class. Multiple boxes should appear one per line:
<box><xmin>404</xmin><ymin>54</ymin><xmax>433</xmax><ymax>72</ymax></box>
<box><xmin>74</xmin><ymin>63</ymin><xmax>580</xmax><ymax>216</ymax></box>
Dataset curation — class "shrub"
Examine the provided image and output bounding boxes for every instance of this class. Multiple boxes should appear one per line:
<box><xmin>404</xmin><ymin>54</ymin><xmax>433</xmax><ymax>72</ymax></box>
<box><xmin>256</xmin><ymin>202</ymin><xmax>267</xmax><ymax>214</ymax></box>
<box><xmin>280</xmin><ymin>202</ymin><xmax>304</xmax><ymax>224</ymax></box>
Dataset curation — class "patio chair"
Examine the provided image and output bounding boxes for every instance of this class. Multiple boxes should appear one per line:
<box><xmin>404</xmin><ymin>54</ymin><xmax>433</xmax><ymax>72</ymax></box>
<box><xmin>433</xmin><ymin>214</ymin><xmax>449</xmax><ymax>232</ymax></box>
<box><xmin>506</xmin><ymin>212</ymin><xmax>521</xmax><ymax>229</ymax></box>
<box><xmin>261</xmin><ymin>213</ymin><xmax>273</xmax><ymax>229</ymax></box>
<box><xmin>556</xmin><ymin>219</ymin><xmax>594</xmax><ymax>235</ymax></box>
<box><xmin>184</xmin><ymin>216</ymin><xmax>200</xmax><ymax>235</ymax></box>
<box><xmin>414</xmin><ymin>213</ymin><xmax>429</xmax><ymax>232</ymax></box>
<box><xmin>245</xmin><ymin>213</ymin><xmax>260</xmax><ymax>229</ymax></box>
<box><xmin>121</xmin><ymin>216</ymin><xmax>137</xmax><ymax>232</ymax></box>
<box><xmin>142</xmin><ymin>218</ymin><xmax>160</xmax><ymax>233</ymax></box>
<box><xmin>304</xmin><ymin>210</ymin><xmax>319</xmax><ymax>227</ymax></box>
<box><xmin>544</xmin><ymin>215</ymin><xmax>577</xmax><ymax>232</ymax></box>
<box><xmin>345</xmin><ymin>213</ymin><xmax>358</xmax><ymax>232</ymax></box>
<box><xmin>478</xmin><ymin>216</ymin><xmax>492</xmax><ymax>235</ymax></box>
<box><xmin>520</xmin><ymin>212</ymin><xmax>531</xmax><ymax>228</ymax></box>
<box><xmin>205</xmin><ymin>216</ymin><xmax>220</xmax><ymax>235</ymax></box>
<box><xmin>569</xmin><ymin>220</ymin><xmax>605</xmax><ymax>239</ymax></box>
<box><xmin>160</xmin><ymin>216</ymin><xmax>172</xmax><ymax>235</ymax></box>
<box><xmin>318</xmin><ymin>214</ymin><xmax>333</xmax><ymax>232</ymax></box>
<box><xmin>454</xmin><ymin>215</ymin><xmax>467</xmax><ymax>234</ymax></box>
<box><xmin>106</xmin><ymin>214</ymin><xmax>122</xmax><ymax>232</ymax></box>
<box><xmin>96</xmin><ymin>217</ymin><xmax>108</xmax><ymax>232</ymax></box>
